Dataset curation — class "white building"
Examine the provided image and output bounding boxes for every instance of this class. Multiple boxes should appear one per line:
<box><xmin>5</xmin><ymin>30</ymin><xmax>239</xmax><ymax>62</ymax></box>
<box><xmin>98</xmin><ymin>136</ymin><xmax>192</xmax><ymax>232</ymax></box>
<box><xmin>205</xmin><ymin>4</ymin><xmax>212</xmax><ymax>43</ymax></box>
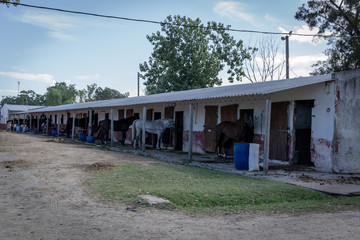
<box><xmin>16</xmin><ymin>69</ymin><xmax>360</xmax><ymax>173</ymax></box>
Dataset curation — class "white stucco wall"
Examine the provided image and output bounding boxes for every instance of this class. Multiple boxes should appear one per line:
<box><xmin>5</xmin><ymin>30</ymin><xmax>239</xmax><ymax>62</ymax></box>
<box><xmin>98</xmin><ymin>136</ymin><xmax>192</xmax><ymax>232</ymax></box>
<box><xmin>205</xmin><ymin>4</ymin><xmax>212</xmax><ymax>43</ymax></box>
<box><xmin>333</xmin><ymin>69</ymin><xmax>360</xmax><ymax>173</ymax></box>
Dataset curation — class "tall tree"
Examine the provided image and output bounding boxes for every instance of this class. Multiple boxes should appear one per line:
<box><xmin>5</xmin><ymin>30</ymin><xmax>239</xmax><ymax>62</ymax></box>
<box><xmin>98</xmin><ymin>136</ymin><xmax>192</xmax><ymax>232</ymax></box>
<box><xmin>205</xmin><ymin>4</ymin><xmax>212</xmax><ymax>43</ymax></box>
<box><xmin>93</xmin><ymin>87</ymin><xmax>129</xmax><ymax>101</ymax></box>
<box><xmin>295</xmin><ymin>0</ymin><xmax>360</xmax><ymax>74</ymax></box>
<box><xmin>139</xmin><ymin>15</ymin><xmax>251</xmax><ymax>94</ymax></box>
<box><xmin>244</xmin><ymin>36</ymin><xmax>285</xmax><ymax>82</ymax></box>
<box><xmin>44</xmin><ymin>82</ymin><xmax>77</xmax><ymax>106</ymax></box>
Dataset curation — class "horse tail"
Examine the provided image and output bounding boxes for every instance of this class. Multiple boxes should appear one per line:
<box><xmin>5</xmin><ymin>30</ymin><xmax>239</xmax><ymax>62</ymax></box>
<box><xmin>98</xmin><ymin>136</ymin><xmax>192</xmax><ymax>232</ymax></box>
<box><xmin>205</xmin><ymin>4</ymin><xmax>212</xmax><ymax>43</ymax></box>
<box><xmin>131</xmin><ymin>120</ymin><xmax>137</xmax><ymax>143</ymax></box>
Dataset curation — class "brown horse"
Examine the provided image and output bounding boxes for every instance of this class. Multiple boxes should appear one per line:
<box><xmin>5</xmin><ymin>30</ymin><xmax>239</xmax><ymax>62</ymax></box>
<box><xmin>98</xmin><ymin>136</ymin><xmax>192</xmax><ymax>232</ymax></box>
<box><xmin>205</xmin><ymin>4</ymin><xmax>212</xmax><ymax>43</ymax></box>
<box><xmin>94</xmin><ymin>115</ymin><xmax>139</xmax><ymax>145</ymax></box>
<box><xmin>215</xmin><ymin>115</ymin><xmax>253</xmax><ymax>157</ymax></box>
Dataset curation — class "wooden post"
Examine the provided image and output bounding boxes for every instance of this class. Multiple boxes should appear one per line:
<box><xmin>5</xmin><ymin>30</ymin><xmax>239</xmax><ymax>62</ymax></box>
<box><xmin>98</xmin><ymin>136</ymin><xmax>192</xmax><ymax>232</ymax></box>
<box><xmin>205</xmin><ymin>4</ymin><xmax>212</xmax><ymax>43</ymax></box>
<box><xmin>88</xmin><ymin>109</ymin><xmax>92</xmax><ymax>136</ymax></box>
<box><xmin>37</xmin><ymin>116</ymin><xmax>40</xmax><ymax>132</ymax></box>
<box><xmin>188</xmin><ymin>103</ymin><xmax>194</xmax><ymax>161</ymax></box>
<box><xmin>57</xmin><ymin>114</ymin><xmax>60</xmax><ymax>136</ymax></box>
<box><xmin>71</xmin><ymin>111</ymin><xmax>75</xmax><ymax>140</ymax></box>
<box><xmin>110</xmin><ymin>108</ymin><xmax>114</xmax><ymax>147</ymax></box>
<box><xmin>46</xmin><ymin>114</ymin><xmax>49</xmax><ymax>135</ymax></box>
<box><xmin>29</xmin><ymin>114</ymin><xmax>32</xmax><ymax>132</ymax></box>
<box><xmin>142</xmin><ymin>106</ymin><xmax>147</xmax><ymax>151</ymax></box>
<box><xmin>263</xmin><ymin>98</ymin><xmax>272</xmax><ymax>175</ymax></box>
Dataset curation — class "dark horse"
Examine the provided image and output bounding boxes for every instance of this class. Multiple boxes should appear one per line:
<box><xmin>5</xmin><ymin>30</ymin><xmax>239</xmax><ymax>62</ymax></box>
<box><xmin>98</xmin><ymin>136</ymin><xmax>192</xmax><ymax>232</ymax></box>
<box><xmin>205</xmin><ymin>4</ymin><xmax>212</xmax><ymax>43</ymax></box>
<box><xmin>63</xmin><ymin>117</ymin><xmax>96</xmax><ymax>137</ymax></box>
<box><xmin>94</xmin><ymin>115</ymin><xmax>139</xmax><ymax>145</ymax></box>
<box><xmin>215</xmin><ymin>115</ymin><xmax>254</xmax><ymax>158</ymax></box>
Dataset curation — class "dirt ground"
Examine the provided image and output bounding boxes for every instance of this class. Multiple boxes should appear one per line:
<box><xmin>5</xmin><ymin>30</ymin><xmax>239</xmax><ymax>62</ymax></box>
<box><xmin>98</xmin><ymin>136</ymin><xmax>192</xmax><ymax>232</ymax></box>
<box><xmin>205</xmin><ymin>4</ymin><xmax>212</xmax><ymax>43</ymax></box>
<box><xmin>1</xmin><ymin>131</ymin><xmax>360</xmax><ymax>240</ymax></box>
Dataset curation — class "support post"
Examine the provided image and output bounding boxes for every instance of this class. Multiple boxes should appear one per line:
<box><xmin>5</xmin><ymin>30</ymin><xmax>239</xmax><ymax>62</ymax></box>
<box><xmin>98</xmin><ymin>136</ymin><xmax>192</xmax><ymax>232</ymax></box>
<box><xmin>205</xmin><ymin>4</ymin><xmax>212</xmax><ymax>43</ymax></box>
<box><xmin>46</xmin><ymin>114</ymin><xmax>49</xmax><ymax>135</ymax></box>
<box><xmin>142</xmin><ymin>106</ymin><xmax>147</xmax><ymax>151</ymax></box>
<box><xmin>37</xmin><ymin>116</ymin><xmax>40</xmax><ymax>132</ymax></box>
<box><xmin>188</xmin><ymin>103</ymin><xmax>194</xmax><ymax>161</ymax></box>
<box><xmin>57</xmin><ymin>114</ymin><xmax>60</xmax><ymax>136</ymax></box>
<box><xmin>263</xmin><ymin>98</ymin><xmax>272</xmax><ymax>175</ymax></box>
<box><xmin>88</xmin><ymin>109</ymin><xmax>92</xmax><ymax>136</ymax></box>
<box><xmin>110</xmin><ymin>108</ymin><xmax>114</xmax><ymax>147</ymax></box>
<box><xmin>71</xmin><ymin>111</ymin><xmax>75</xmax><ymax>140</ymax></box>
<box><xmin>29</xmin><ymin>114</ymin><xmax>32</xmax><ymax>132</ymax></box>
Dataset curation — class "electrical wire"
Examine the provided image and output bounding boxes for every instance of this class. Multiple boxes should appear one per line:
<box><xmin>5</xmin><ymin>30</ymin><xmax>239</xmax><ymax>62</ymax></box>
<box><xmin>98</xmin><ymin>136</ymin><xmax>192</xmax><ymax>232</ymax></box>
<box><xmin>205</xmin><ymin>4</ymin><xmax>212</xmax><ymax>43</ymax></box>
<box><xmin>0</xmin><ymin>1</ymin><xmax>348</xmax><ymax>38</ymax></box>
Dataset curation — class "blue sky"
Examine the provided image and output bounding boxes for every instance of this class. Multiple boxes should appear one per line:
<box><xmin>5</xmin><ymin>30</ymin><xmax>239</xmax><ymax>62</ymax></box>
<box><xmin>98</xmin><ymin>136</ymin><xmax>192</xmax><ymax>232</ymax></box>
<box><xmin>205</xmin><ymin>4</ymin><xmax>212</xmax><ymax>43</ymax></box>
<box><xmin>0</xmin><ymin>0</ymin><xmax>328</xmax><ymax>99</ymax></box>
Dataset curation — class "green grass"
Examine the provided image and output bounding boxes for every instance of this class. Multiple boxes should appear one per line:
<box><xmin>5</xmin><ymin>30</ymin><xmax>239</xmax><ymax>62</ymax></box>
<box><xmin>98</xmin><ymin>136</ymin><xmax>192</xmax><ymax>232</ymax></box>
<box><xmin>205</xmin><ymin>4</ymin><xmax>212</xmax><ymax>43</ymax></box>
<box><xmin>84</xmin><ymin>163</ymin><xmax>360</xmax><ymax>214</ymax></box>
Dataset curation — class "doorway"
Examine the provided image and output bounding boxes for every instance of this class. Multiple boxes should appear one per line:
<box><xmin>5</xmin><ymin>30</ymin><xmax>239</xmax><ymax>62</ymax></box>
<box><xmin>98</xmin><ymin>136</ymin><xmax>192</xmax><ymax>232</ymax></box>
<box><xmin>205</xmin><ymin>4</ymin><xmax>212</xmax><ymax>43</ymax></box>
<box><xmin>203</xmin><ymin>106</ymin><xmax>218</xmax><ymax>152</ymax></box>
<box><xmin>175</xmin><ymin>111</ymin><xmax>184</xmax><ymax>151</ymax></box>
<box><xmin>270</xmin><ymin>102</ymin><xmax>289</xmax><ymax>161</ymax></box>
<box><xmin>294</xmin><ymin>100</ymin><xmax>314</xmax><ymax>165</ymax></box>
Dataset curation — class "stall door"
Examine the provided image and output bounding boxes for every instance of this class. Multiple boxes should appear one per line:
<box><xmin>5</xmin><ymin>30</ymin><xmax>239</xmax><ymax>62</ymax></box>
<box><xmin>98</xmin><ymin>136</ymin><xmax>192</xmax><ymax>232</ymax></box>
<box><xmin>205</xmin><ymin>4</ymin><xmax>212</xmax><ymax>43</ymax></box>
<box><xmin>174</xmin><ymin>111</ymin><xmax>183</xmax><ymax>151</ymax></box>
<box><xmin>220</xmin><ymin>104</ymin><xmax>238</xmax><ymax>155</ymax></box>
<box><xmin>203</xmin><ymin>106</ymin><xmax>218</xmax><ymax>152</ymax></box>
<box><xmin>270</xmin><ymin>102</ymin><xmax>289</xmax><ymax>161</ymax></box>
<box><xmin>295</xmin><ymin>100</ymin><xmax>314</xmax><ymax>165</ymax></box>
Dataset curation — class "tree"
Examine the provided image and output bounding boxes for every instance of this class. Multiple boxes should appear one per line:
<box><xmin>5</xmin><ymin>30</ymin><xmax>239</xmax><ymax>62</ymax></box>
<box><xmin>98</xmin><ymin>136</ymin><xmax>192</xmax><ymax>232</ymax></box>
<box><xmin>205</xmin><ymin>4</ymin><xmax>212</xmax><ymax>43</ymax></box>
<box><xmin>295</xmin><ymin>0</ymin><xmax>360</xmax><ymax>74</ymax></box>
<box><xmin>78</xmin><ymin>83</ymin><xmax>129</xmax><ymax>102</ymax></box>
<box><xmin>139</xmin><ymin>15</ymin><xmax>251</xmax><ymax>94</ymax></box>
<box><xmin>1</xmin><ymin>90</ymin><xmax>45</xmax><ymax>106</ymax></box>
<box><xmin>1</xmin><ymin>0</ymin><xmax>20</xmax><ymax>7</ymax></box>
<box><xmin>244</xmin><ymin>36</ymin><xmax>285</xmax><ymax>82</ymax></box>
<box><xmin>44</xmin><ymin>82</ymin><xmax>77</xmax><ymax>106</ymax></box>
<box><xmin>93</xmin><ymin>87</ymin><xmax>129</xmax><ymax>101</ymax></box>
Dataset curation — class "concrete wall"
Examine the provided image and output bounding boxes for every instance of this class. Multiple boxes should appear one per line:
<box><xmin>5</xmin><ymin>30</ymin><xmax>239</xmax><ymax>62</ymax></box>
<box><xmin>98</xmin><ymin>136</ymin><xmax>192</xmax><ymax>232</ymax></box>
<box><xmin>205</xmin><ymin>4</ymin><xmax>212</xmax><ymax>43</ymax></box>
<box><xmin>0</xmin><ymin>105</ymin><xmax>9</xmax><ymax>124</ymax></box>
<box><xmin>333</xmin><ymin>69</ymin><xmax>360</xmax><ymax>173</ymax></box>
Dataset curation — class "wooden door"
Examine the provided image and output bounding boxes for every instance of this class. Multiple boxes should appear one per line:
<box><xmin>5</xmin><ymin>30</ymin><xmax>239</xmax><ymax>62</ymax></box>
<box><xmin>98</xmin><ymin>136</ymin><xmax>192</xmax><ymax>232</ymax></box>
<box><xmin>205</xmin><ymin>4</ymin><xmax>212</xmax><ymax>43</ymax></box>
<box><xmin>174</xmin><ymin>111</ymin><xmax>183</xmax><ymax>151</ymax></box>
<box><xmin>270</xmin><ymin>102</ymin><xmax>289</xmax><ymax>161</ymax></box>
<box><xmin>203</xmin><ymin>106</ymin><xmax>218</xmax><ymax>152</ymax></box>
<box><xmin>221</xmin><ymin>104</ymin><xmax>237</xmax><ymax>121</ymax></box>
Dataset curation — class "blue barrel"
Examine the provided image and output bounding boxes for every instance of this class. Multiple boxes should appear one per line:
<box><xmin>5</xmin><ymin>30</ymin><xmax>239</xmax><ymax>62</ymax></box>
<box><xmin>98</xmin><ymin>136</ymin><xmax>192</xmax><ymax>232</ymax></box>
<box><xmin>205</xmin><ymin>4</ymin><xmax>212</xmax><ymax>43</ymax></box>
<box><xmin>234</xmin><ymin>143</ymin><xmax>250</xmax><ymax>170</ymax></box>
<box><xmin>79</xmin><ymin>133</ymin><xmax>87</xmax><ymax>141</ymax></box>
<box><xmin>86</xmin><ymin>136</ymin><xmax>95</xmax><ymax>143</ymax></box>
<box><xmin>52</xmin><ymin>130</ymin><xmax>57</xmax><ymax>136</ymax></box>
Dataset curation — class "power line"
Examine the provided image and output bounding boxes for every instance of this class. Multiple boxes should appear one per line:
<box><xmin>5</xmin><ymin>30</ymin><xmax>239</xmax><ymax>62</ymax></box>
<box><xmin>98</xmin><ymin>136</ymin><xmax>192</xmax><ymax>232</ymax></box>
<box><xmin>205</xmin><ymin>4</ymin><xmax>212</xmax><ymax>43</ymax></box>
<box><xmin>1</xmin><ymin>1</ymin><xmax>346</xmax><ymax>38</ymax></box>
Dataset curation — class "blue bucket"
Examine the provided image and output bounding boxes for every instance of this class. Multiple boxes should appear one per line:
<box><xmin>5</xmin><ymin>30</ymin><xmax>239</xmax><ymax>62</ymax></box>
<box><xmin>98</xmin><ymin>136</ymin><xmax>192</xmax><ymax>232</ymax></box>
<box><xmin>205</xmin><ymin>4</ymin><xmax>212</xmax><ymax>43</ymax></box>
<box><xmin>79</xmin><ymin>133</ymin><xmax>87</xmax><ymax>141</ymax></box>
<box><xmin>234</xmin><ymin>143</ymin><xmax>250</xmax><ymax>170</ymax></box>
<box><xmin>86</xmin><ymin>136</ymin><xmax>95</xmax><ymax>143</ymax></box>
<box><xmin>52</xmin><ymin>130</ymin><xmax>58</xmax><ymax>136</ymax></box>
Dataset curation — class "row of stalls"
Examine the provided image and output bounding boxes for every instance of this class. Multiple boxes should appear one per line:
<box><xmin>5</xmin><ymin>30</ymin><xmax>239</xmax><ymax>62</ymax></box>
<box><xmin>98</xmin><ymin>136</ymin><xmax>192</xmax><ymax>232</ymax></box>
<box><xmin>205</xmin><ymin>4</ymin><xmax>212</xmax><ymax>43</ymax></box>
<box><xmin>11</xmin><ymin>69</ymin><xmax>360</xmax><ymax>173</ymax></box>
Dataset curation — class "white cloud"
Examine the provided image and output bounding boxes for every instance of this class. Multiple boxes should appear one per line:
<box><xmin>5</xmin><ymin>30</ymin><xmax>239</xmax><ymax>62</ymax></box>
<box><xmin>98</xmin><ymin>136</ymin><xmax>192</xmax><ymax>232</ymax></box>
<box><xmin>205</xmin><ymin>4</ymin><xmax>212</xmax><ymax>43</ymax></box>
<box><xmin>17</xmin><ymin>11</ymin><xmax>77</xmax><ymax>41</ymax></box>
<box><xmin>213</xmin><ymin>2</ymin><xmax>254</xmax><ymax>23</ymax></box>
<box><xmin>289</xmin><ymin>53</ymin><xmax>327</xmax><ymax>77</ymax></box>
<box><xmin>0</xmin><ymin>71</ymin><xmax>56</xmax><ymax>86</ymax></box>
<box><xmin>278</xmin><ymin>25</ymin><xmax>329</xmax><ymax>45</ymax></box>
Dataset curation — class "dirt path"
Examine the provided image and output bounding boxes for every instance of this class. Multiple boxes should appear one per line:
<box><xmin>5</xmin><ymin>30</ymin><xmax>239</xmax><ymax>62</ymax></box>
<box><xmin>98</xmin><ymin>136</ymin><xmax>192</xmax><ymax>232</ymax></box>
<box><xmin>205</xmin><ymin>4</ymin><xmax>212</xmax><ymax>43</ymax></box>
<box><xmin>0</xmin><ymin>131</ymin><xmax>359</xmax><ymax>240</ymax></box>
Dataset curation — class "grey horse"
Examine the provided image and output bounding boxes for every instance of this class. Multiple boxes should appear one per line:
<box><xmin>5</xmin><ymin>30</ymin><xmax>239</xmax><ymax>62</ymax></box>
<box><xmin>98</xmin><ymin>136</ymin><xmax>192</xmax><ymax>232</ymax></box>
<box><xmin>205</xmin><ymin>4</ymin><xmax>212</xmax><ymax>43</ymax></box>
<box><xmin>132</xmin><ymin>119</ymin><xmax>175</xmax><ymax>149</ymax></box>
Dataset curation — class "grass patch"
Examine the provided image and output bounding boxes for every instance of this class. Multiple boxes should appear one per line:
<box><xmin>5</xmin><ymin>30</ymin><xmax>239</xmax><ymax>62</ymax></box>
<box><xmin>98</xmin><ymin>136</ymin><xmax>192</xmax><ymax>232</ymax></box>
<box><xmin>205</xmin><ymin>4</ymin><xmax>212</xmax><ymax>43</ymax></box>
<box><xmin>84</xmin><ymin>163</ymin><xmax>360</xmax><ymax>214</ymax></box>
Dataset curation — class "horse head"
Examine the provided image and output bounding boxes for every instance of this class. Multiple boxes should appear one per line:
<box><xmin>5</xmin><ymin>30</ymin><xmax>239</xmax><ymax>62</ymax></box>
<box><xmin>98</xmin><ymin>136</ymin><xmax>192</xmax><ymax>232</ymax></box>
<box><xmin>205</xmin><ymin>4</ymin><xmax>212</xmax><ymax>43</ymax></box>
<box><xmin>164</xmin><ymin>119</ymin><xmax>175</xmax><ymax>129</ymax></box>
<box><xmin>243</xmin><ymin>113</ymin><xmax>254</xmax><ymax>128</ymax></box>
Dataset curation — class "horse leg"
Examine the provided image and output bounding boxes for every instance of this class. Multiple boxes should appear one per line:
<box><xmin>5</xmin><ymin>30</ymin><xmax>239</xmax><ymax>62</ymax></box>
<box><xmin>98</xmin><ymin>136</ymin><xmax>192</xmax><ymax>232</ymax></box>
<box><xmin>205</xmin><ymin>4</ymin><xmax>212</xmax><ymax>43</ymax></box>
<box><xmin>219</xmin><ymin>135</ymin><xmax>229</xmax><ymax>158</ymax></box>
<box><xmin>156</xmin><ymin>132</ymin><xmax>161</xmax><ymax>150</ymax></box>
<box><xmin>121</xmin><ymin>130</ymin><xmax>126</xmax><ymax>146</ymax></box>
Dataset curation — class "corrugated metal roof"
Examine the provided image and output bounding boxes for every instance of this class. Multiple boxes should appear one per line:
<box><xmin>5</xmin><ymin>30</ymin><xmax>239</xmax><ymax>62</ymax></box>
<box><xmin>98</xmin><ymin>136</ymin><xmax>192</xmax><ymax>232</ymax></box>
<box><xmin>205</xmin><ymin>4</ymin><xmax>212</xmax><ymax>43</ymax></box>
<box><xmin>4</xmin><ymin>104</ymin><xmax>44</xmax><ymax>112</ymax></box>
<box><xmin>23</xmin><ymin>74</ymin><xmax>333</xmax><ymax>114</ymax></box>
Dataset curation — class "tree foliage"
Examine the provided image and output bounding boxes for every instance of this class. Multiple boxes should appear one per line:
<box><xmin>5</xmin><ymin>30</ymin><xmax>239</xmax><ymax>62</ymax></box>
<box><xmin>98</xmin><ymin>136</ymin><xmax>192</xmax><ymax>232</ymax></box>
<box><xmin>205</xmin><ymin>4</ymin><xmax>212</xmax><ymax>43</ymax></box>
<box><xmin>1</xmin><ymin>0</ymin><xmax>20</xmax><ymax>7</ymax></box>
<box><xmin>139</xmin><ymin>15</ymin><xmax>251</xmax><ymax>94</ymax></box>
<box><xmin>44</xmin><ymin>82</ymin><xmax>77</xmax><ymax>106</ymax></box>
<box><xmin>1</xmin><ymin>82</ymin><xmax>128</xmax><ymax>107</ymax></box>
<box><xmin>1</xmin><ymin>90</ymin><xmax>45</xmax><ymax>106</ymax></box>
<box><xmin>295</xmin><ymin>0</ymin><xmax>360</xmax><ymax>74</ymax></box>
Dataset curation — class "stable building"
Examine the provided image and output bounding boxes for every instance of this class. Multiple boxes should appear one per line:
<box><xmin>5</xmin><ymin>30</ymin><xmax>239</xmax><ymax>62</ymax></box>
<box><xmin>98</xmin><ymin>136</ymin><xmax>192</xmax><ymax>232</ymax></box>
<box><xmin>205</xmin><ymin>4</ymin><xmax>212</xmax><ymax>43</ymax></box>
<box><xmin>16</xmin><ymin>69</ymin><xmax>360</xmax><ymax>173</ymax></box>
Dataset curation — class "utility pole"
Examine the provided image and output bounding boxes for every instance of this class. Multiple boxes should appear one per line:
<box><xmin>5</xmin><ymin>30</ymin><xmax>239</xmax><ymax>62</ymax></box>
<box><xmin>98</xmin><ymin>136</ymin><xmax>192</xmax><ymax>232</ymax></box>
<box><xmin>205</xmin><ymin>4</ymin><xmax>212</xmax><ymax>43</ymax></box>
<box><xmin>281</xmin><ymin>31</ymin><xmax>292</xmax><ymax>79</ymax></box>
<box><xmin>137</xmin><ymin>72</ymin><xmax>140</xmax><ymax>96</ymax></box>
<box><xmin>17</xmin><ymin>81</ymin><xmax>20</xmax><ymax>96</ymax></box>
